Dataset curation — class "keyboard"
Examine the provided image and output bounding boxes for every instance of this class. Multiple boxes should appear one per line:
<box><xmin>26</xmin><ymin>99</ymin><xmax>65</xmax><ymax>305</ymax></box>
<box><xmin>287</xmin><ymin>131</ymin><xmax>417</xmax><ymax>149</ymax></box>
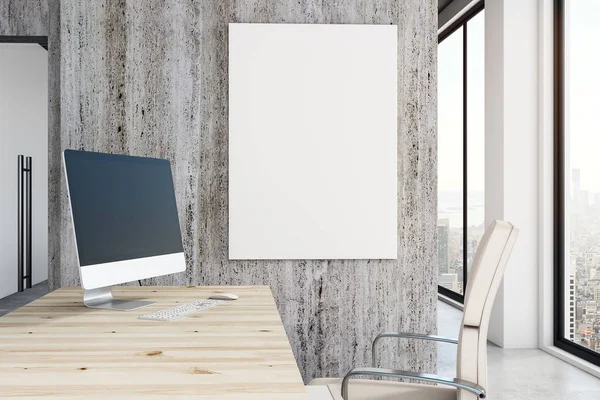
<box><xmin>138</xmin><ymin>299</ymin><xmax>227</xmax><ymax>321</ymax></box>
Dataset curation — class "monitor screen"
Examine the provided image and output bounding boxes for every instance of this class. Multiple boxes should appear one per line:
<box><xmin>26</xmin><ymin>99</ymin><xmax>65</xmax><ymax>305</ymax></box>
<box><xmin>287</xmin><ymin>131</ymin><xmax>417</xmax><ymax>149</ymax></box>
<box><xmin>64</xmin><ymin>150</ymin><xmax>184</xmax><ymax>267</ymax></box>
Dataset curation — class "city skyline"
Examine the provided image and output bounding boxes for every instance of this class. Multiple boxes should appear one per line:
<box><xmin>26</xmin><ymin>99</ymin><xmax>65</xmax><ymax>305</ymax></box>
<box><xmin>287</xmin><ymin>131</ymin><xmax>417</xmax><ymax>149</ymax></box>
<box><xmin>566</xmin><ymin>167</ymin><xmax>600</xmax><ymax>354</ymax></box>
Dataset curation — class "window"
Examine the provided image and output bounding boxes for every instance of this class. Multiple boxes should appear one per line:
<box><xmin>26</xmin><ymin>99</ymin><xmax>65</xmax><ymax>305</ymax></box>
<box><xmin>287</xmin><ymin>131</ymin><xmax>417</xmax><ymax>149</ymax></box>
<box><xmin>438</xmin><ymin>3</ymin><xmax>485</xmax><ymax>302</ymax></box>
<box><xmin>438</xmin><ymin>26</ymin><xmax>464</xmax><ymax>297</ymax></box>
<box><xmin>555</xmin><ymin>0</ymin><xmax>600</xmax><ymax>366</ymax></box>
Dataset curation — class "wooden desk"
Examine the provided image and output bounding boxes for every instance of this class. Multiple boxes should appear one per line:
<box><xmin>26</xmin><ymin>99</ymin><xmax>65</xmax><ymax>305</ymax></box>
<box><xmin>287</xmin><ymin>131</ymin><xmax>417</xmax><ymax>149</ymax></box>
<box><xmin>0</xmin><ymin>286</ymin><xmax>307</xmax><ymax>399</ymax></box>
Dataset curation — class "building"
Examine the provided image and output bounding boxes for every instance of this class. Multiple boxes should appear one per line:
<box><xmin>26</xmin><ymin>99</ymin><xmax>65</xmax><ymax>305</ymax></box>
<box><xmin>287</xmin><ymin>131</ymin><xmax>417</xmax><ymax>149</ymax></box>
<box><xmin>576</xmin><ymin>302</ymin><xmax>585</xmax><ymax>321</ymax></box>
<box><xmin>570</xmin><ymin>275</ymin><xmax>576</xmax><ymax>340</ymax></box>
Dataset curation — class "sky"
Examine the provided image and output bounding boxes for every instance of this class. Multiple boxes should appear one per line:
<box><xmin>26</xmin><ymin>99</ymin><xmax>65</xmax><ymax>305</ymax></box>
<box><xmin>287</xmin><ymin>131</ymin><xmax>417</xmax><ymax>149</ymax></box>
<box><xmin>438</xmin><ymin>10</ymin><xmax>485</xmax><ymax>194</ymax></box>
<box><xmin>567</xmin><ymin>0</ymin><xmax>600</xmax><ymax>194</ymax></box>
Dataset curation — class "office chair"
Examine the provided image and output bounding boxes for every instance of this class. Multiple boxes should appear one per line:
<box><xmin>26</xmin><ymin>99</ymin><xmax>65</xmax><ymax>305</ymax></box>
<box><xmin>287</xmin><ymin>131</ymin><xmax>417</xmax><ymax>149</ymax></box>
<box><xmin>308</xmin><ymin>220</ymin><xmax>519</xmax><ymax>400</ymax></box>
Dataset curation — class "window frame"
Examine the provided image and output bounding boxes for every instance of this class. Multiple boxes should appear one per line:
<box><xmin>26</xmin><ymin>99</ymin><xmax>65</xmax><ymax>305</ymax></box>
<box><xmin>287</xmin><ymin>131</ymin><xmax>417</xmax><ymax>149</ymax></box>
<box><xmin>437</xmin><ymin>1</ymin><xmax>485</xmax><ymax>304</ymax></box>
<box><xmin>553</xmin><ymin>0</ymin><xmax>600</xmax><ymax>368</ymax></box>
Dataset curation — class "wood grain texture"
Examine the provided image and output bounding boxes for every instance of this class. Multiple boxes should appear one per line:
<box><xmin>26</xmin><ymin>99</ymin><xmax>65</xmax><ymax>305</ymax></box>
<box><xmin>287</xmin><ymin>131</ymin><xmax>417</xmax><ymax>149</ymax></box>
<box><xmin>0</xmin><ymin>286</ymin><xmax>306</xmax><ymax>399</ymax></box>
<box><xmin>0</xmin><ymin>0</ymin><xmax>48</xmax><ymax>36</ymax></box>
<box><xmin>48</xmin><ymin>0</ymin><xmax>438</xmax><ymax>383</ymax></box>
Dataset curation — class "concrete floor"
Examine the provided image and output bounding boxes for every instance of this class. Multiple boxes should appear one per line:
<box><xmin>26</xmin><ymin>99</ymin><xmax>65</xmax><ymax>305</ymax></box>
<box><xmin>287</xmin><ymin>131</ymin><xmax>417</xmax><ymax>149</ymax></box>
<box><xmin>1</xmin><ymin>286</ymin><xmax>599</xmax><ymax>399</ymax></box>
<box><xmin>437</xmin><ymin>301</ymin><xmax>600</xmax><ymax>400</ymax></box>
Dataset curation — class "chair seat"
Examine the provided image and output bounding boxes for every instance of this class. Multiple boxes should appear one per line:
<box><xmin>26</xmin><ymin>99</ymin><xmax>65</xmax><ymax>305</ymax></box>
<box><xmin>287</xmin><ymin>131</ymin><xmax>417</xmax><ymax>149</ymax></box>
<box><xmin>309</xmin><ymin>378</ymin><xmax>457</xmax><ymax>400</ymax></box>
<box><xmin>307</xmin><ymin>384</ymin><xmax>336</xmax><ymax>400</ymax></box>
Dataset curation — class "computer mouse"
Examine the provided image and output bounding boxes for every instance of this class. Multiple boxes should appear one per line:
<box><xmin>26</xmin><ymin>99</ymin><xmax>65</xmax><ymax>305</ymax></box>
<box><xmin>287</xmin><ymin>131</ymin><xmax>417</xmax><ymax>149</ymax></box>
<box><xmin>208</xmin><ymin>293</ymin><xmax>239</xmax><ymax>301</ymax></box>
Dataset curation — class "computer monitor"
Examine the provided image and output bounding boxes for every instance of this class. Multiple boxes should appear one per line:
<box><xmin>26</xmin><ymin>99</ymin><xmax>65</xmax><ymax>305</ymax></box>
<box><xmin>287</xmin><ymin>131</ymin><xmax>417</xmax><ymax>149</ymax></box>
<box><xmin>63</xmin><ymin>150</ymin><xmax>186</xmax><ymax>310</ymax></box>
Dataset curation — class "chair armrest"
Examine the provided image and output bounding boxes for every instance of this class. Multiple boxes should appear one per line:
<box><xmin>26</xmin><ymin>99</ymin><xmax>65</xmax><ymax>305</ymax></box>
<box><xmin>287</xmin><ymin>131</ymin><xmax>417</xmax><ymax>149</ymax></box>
<box><xmin>341</xmin><ymin>367</ymin><xmax>486</xmax><ymax>399</ymax></box>
<box><xmin>372</xmin><ymin>332</ymin><xmax>458</xmax><ymax>367</ymax></box>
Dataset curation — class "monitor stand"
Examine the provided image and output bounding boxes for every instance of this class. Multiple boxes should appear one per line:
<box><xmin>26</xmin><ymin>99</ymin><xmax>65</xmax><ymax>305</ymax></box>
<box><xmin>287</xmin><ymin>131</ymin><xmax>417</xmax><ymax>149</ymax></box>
<box><xmin>83</xmin><ymin>287</ymin><xmax>154</xmax><ymax>311</ymax></box>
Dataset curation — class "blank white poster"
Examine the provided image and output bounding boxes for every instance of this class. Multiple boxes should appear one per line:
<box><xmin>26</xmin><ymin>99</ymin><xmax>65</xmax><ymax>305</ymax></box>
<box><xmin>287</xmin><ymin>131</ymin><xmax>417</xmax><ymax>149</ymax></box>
<box><xmin>229</xmin><ymin>23</ymin><xmax>397</xmax><ymax>260</ymax></box>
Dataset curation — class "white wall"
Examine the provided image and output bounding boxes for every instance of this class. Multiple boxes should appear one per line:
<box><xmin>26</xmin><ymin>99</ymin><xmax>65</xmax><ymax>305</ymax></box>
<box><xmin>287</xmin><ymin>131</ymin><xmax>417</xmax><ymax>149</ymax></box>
<box><xmin>538</xmin><ymin>0</ymin><xmax>555</xmax><ymax>351</ymax></box>
<box><xmin>0</xmin><ymin>43</ymin><xmax>48</xmax><ymax>299</ymax></box>
<box><xmin>485</xmin><ymin>0</ymin><xmax>539</xmax><ymax>348</ymax></box>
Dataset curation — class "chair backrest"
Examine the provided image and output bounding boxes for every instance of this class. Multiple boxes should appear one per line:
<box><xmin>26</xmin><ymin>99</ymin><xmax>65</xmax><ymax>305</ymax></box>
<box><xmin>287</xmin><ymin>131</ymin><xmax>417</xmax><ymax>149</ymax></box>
<box><xmin>456</xmin><ymin>220</ymin><xmax>518</xmax><ymax>400</ymax></box>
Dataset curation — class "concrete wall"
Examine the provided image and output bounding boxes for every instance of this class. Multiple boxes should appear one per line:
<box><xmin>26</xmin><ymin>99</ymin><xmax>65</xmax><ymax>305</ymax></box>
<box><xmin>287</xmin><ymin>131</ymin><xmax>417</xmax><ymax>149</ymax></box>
<box><xmin>0</xmin><ymin>0</ymin><xmax>48</xmax><ymax>36</ymax></box>
<box><xmin>47</xmin><ymin>0</ymin><xmax>438</xmax><ymax>382</ymax></box>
